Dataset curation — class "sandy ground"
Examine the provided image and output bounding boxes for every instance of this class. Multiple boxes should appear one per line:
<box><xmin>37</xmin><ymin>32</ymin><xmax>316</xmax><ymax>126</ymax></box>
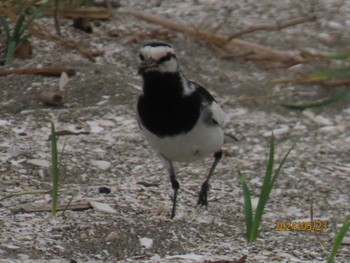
<box><xmin>0</xmin><ymin>0</ymin><xmax>349</xmax><ymax>262</ymax></box>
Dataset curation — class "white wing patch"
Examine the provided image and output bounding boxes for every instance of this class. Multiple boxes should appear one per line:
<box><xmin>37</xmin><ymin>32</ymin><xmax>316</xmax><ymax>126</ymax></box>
<box><xmin>182</xmin><ymin>78</ymin><xmax>197</xmax><ymax>96</ymax></box>
<box><xmin>209</xmin><ymin>101</ymin><xmax>225</xmax><ymax>126</ymax></box>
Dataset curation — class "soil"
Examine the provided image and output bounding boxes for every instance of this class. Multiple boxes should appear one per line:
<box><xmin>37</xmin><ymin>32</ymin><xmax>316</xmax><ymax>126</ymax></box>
<box><xmin>0</xmin><ymin>0</ymin><xmax>349</xmax><ymax>262</ymax></box>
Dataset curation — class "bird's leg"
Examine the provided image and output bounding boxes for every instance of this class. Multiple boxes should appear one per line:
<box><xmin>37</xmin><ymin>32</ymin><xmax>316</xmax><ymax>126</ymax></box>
<box><xmin>169</xmin><ymin>166</ymin><xmax>180</xmax><ymax>219</ymax></box>
<box><xmin>197</xmin><ymin>149</ymin><xmax>223</xmax><ymax>207</ymax></box>
<box><xmin>162</xmin><ymin>156</ymin><xmax>179</xmax><ymax>219</ymax></box>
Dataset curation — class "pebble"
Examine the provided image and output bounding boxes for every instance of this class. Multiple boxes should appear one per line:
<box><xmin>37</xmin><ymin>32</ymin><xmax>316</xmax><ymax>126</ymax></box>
<box><xmin>17</xmin><ymin>254</ymin><xmax>30</xmax><ymax>260</ymax></box>
<box><xmin>17</xmin><ymin>235</ymin><xmax>33</xmax><ymax>241</ymax></box>
<box><xmin>0</xmin><ymin>120</ymin><xmax>9</xmax><ymax>126</ymax></box>
<box><xmin>263</xmin><ymin>125</ymin><xmax>290</xmax><ymax>137</ymax></box>
<box><xmin>90</xmin><ymin>201</ymin><xmax>117</xmax><ymax>214</ymax></box>
<box><xmin>91</xmin><ymin>160</ymin><xmax>111</xmax><ymax>170</ymax></box>
<box><xmin>98</xmin><ymin>186</ymin><xmax>111</xmax><ymax>194</ymax></box>
<box><xmin>87</xmin><ymin>121</ymin><xmax>104</xmax><ymax>133</ymax></box>
<box><xmin>59</xmin><ymin>72</ymin><xmax>70</xmax><ymax>91</ymax></box>
<box><xmin>313</xmin><ymin>115</ymin><xmax>333</xmax><ymax>126</ymax></box>
<box><xmin>4</xmin><ymin>244</ymin><xmax>20</xmax><ymax>250</ymax></box>
<box><xmin>318</xmin><ymin>125</ymin><xmax>345</xmax><ymax>134</ymax></box>
<box><xmin>27</xmin><ymin>159</ymin><xmax>50</xmax><ymax>168</ymax></box>
<box><xmin>139</xmin><ymin>237</ymin><xmax>153</xmax><ymax>249</ymax></box>
<box><xmin>105</xmin><ymin>231</ymin><xmax>119</xmax><ymax>242</ymax></box>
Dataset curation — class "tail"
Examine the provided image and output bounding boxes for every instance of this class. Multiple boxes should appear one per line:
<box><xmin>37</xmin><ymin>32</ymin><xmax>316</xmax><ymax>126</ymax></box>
<box><xmin>224</xmin><ymin>133</ymin><xmax>239</xmax><ymax>143</ymax></box>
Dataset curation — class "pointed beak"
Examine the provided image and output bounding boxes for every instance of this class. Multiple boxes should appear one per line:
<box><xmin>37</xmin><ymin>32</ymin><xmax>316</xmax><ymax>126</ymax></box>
<box><xmin>138</xmin><ymin>59</ymin><xmax>157</xmax><ymax>74</ymax></box>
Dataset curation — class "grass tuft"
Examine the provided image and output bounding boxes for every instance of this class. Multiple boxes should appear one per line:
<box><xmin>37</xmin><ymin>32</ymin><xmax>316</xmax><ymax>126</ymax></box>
<box><xmin>327</xmin><ymin>216</ymin><xmax>350</xmax><ymax>263</ymax></box>
<box><xmin>0</xmin><ymin>7</ymin><xmax>38</xmax><ymax>64</ymax></box>
<box><xmin>239</xmin><ymin>134</ymin><xmax>295</xmax><ymax>243</ymax></box>
<box><xmin>50</xmin><ymin>121</ymin><xmax>60</xmax><ymax>216</ymax></box>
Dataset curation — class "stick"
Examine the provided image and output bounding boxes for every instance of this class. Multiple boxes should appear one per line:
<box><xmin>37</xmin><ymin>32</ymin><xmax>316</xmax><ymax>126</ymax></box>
<box><xmin>125</xmin><ymin>11</ymin><xmax>306</xmax><ymax>64</ymax></box>
<box><xmin>13</xmin><ymin>201</ymin><xmax>92</xmax><ymax>213</ymax></box>
<box><xmin>227</xmin><ymin>16</ymin><xmax>316</xmax><ymax>40</ymax></box>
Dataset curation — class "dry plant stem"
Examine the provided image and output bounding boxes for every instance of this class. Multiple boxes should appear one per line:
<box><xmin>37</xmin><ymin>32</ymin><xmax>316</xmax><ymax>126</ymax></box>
<box><xmin>324</xmin><ymin>78</ymin><xmax>350</xmax><ymax>87</ymax></box>
<box><xmin>47</xmin><ymin>130</ymin><xmax>90</xmax><ymax>141</ymax></box>
<box><xmin>45</xmin><ymin>7</ymin><xmax>112</xmax><ymax>19</ymax></box>
<box><xmin>14</xmin><ymin>201</ymin><xmax>92</xmax><ymax>213</ymax></box>
<box><xmin>126</xmin><ymin>11</ymin><xmax>305</xmax><ymax>64</ymax></box>
<box><xmin>0</xmin><ymin>67</ymin><xmax>75</xmax><ymax>76</ymax></box>
<box><xmin>54</xmin><ymin>0</ymin><xmax>61</xmax><ymax>36</ymax></box>
<box><xmin>227</xmin><ymin>16</ymin><xmax>316</xmax><ymax>40</ymax></box>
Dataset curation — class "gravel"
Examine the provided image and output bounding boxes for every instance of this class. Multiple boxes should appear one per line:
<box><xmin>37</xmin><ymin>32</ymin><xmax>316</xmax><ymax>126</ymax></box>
<box><xmin>0</xmin><ymin>0</ymin><xmax>349</xmax><ymax>262</ymax></box>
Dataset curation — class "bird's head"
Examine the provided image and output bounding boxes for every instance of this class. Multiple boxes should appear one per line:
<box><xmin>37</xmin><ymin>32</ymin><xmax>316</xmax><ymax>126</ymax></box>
<box><xmin>138</xmin><ymin>42</ymin><xmax>178</xmax><ymax>74</ymax></box>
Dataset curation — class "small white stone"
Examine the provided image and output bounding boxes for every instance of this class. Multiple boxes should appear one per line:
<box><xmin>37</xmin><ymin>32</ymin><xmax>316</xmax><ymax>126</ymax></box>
<box><xmin>327</xmin><ymin>21</ymin><xmax>342</xmax><ymax>29</ymax></box>
<box><xmin>90</xmin><ymin>201</ymin><xmax>117</xmax><ymax>214</ymax></box>
<box><xmin>263</xmin><ymin>126</ymin><xmax>290</xmax><ymax>137</ymax></box>
<box><xmin>87</xmin><ymin>121</ymin><xmax>104</xmax><ymax>133</ymax></box>
<box><xmin>17</xmin><ymin>235</ymin><xmax>33</xmax><ymax>241</ymax></box>
<box><xmin>4</xmin><ymin>244</ymin><xmax>20</xmax><ymax>250</ymax></box>
<box><xmin>341</xmin><ymin>237</ymin><xmax>350</xmax><ymax>245</ymax></box>
<box><xmin>313</xmin><ymin>115</ymin><xmax>333</xmax><ymax>126</ymax></box>
<box><xmin>302</xmin><ymin>110</ymin><xmax>315</xmax><ymax>119</ymax></box>
<box><xmin>17</xmin><ymin>254</ymin><xmax>30</xmax><ymax>260</ymax></box>
<box><xmin>96</xmin><ymin>120</ymin><xmax>115</xmax><ymax>127</ymax></box>
<box><xmin>91</xmin><ymin>160</ymin><xmax>111</xmax><ymax>170</ymax></box>
<box><xmin>27</xmin><ymin>159</ymin><xmax>50</xmax><ymax>168</ymax></box>
<box><xmin>59</xmin><ymin>72</ymin><xmax>70</xmax><ymax>91</ymax></box>
<box><xmin>0</xmin><ymin>119</ymin><xmax>9</xmax><ymax>126</ymax></box>
<box><xmin>139</xmin><ymin>237</ymin><xmax>153</xmax><ymax>249</ymax></box>
<box><xmin>319</xmin><ymin>125</ymin><xmax>345</xmax><ymax>134</ymax></box>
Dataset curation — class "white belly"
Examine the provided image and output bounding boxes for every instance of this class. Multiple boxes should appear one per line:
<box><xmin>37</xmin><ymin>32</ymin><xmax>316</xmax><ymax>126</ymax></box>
<box><xmin>141</xmin><ymin>119</ymin><xmax>224</xmax><ymax>163</ymax></box>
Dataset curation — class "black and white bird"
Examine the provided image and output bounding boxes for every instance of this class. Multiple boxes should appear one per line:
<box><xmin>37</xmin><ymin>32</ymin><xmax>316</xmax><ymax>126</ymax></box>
<box><xmin>137</xmin><ymin>42</ymin><xmax>236</xmax><ymax>219</ymax></box>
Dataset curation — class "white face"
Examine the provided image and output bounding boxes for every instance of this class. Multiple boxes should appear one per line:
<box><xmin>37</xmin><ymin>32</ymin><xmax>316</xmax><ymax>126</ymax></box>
<box><xmin>139</xmin><ymin>44</ymin><xmax>178</xmax><ymax>73</ymax></box>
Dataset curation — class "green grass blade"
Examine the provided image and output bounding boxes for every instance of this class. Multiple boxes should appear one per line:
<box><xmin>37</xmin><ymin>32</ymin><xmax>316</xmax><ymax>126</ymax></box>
<box><xmin>310</xmin><ymin>66</ymin><xmax>350</xmax><ymax>80</ymax></box>
<box><xmin>328</xmin><ymin>52</ymin><xmax>350</xmax><ymax>60</ymax></box>
<box><xmin>5</xmin><ymin>40</ymin><xmax>16</xmax><ymax>64</ymax></box>
<box><xmin>327</xmin><ymin>216</ymin><xmax>350</xmax><ymax>263</ymax></box>
<box><xmin>270</xmin><ymin>142</ymin><xmax>296</xmax><ymax>188</ymax></box>
<box><xmin>280</xmin><ymin>87</ymin><xmax>350</xmax><ymax>110</ymax></box>
<box><xmin>18</xmin><ymin>8</ymin><xmax>37</xmax><ymax>40</ymax></box>
<box><xmin>238</xmin><ymin>170</ymin><xmax>253</xmax><ymax>242</ymax></box>
<box><xmin>50</xmin><ymin>121</ymin><xmax>59</xmax><ymax>216</ymax></box>
<box><xmin>12</xmin><ymin>14</ymin><xmax>25</xmax><ymax>40</ymax></box>
<box><xmin>250</xmin><ymin>135</ymin><xmax>275</xmax><ymax>240</ymax></box>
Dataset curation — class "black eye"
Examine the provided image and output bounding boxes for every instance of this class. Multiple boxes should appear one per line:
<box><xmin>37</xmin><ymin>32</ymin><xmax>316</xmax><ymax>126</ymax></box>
<box><xmin>139</xmin><ymin>54</ymin><xmax>145</xmax><ymax>61</ymax></box>
<box><xmin>159</xmin><ymin>52</ymin><xmax>175</xmax><ymax>63</ymax></box>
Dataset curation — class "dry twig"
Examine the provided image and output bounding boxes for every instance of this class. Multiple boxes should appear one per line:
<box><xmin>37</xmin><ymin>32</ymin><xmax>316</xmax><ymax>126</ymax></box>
<box><xmin>45</xmin><ymin>7</ymin><xmax>112</xmax><ymax>19</ymax></box>
<box><xmin>13</xmin><ymin>201</ymin><xmax>92</xmax><ymax>213</ymax></box>
<box><xmin>227</xmin><ymin>16</ymin><xmax>316</xmax><ymax>40</ymax></box>
<box><xmin>47</xmin><ymin>130</ymin><xmax>90</xmax><ymax>141</ymax></box>
<box><xmin>53</xmin><ymin>0</ymin><xmax>61</xmax><ymax>36</ymax></box>
<box><xmin>125</xmin><ymin>11</ymin><xmax>308</xmax><ymax>64</ymax></box>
